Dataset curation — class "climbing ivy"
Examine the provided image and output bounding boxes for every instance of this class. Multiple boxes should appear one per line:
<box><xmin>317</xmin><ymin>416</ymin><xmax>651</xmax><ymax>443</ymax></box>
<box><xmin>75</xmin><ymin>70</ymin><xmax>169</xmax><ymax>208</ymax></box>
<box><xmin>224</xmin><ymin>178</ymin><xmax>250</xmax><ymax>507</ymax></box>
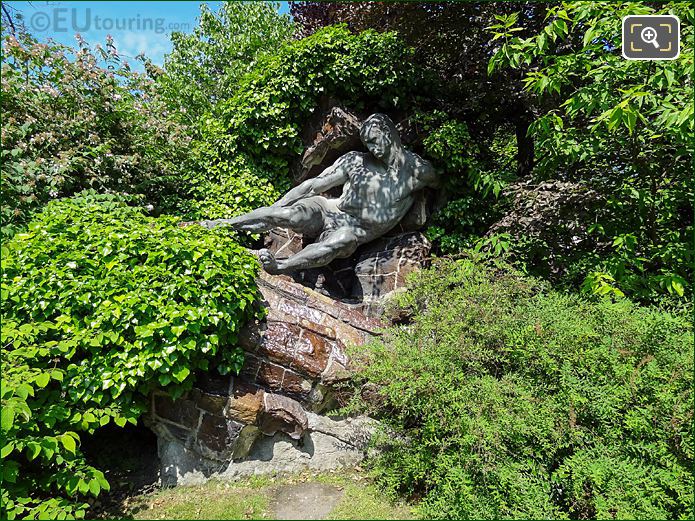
<box><xmin>1</xmin><ymin>193</ymin><xmax>262</xmax><ymax>519</ymax></box>
<box><xmin>170</xmin><ymin>25</ymin><xmax>430</xmax><ymax>221</ymax></box>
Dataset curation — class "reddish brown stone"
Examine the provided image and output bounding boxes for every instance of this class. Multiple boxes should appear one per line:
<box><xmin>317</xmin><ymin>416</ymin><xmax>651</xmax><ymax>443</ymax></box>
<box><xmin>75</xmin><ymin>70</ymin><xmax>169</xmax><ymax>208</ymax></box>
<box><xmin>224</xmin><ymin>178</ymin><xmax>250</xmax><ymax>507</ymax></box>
<box><xmin>375</xmin><ymin>253</ymin><xmax>401</xmax><ymax>274</ymax></box>
<box><xmin>266</xmin><ymin>307</ymin><xmax>296</xmax><ymax>325</ymax></box>
<box><xmin>314</xmin><ymin>314</ymin><xmax>366</xmax><ymax>348</ymax></box>
<box><xmin>299</xmin><ymin>318</ymin><xmax>336</xmax><ymax>340</ymax></box>
<box><xmin>350</xmin><ymin>232</ymin><xmax>430</xmax><ymax>316</ymax></box>
<box><xmin>337</xmin><ymin>306</ymin><xmax>385</xmax><ymax>333</ymax></box>
<box><xmin>293</xmin><ymin>107</ymin><xmax>362</xmax><ymax>182</ymax></box>
<box><xmin>191</xmin><ymin>390</ymin><xmax>227</xmax><ymax>415</ymax></box>
<box><xmin>197</xmin><ymin>413</ymin><xmax>243</xmax><ymax>454</ymax></box>
<box><xmin>259</xmin><ymin>272</ymin><xmax>308</xmax><ymax>304</ymax></box>
<box><xmin>254</xmin><ymin>322</ymin><xmax>300</xmax><ymax>367</ymax></box>
<box><xmin>264</xmin><ymin>228</ymin><xmax>304</xmax><ymax>258</ymax></box>
<box><xmin>226</xmin><ymin>380</ymin><xmax>265</xmax><ymax>424</ymax></box>
<box><xmin>358</xmin><ymin>251</ymin><xmax>402</xmax><ymax>275</ymax></box>
<box><xmin>330</xmin><ymin>341</ymin><xmax>350</xmax><ymax>367</ymax></box>
<box><xmin>153</xmin><ymin>394</ymin><xmax>200</xmax><ymax>429</ymax></box>
<box><xmin>291</xmin><ymin>329</ymin><xmax>331</xmax><ymax>377</ymax></box>
<box><xmin>321</xmin><ymin>358</ymin><xmax>352</xmax><ymax>384</ymax></box>
<box><xmin>255</xmin><ymin>361</ymin><xmax>286</xmax><ymax>392</ymax></box>
<box><xmin>279</xmin><ymin>369</ymin><xmax>313</xmax><ymax>398</ymax></box>
<box><xmin>395</xmin><ymin>261</ymin><xmax>420</xmax><ymax>288</ymax></box>
<box><xmin>266</xmin><ymin>308</ymin><xmax>335</xmax><ymax>338</ymax></box>
<box><xmin>259</xmin><ymin>285</ymin><xmax>283</xmax><ymax>310</ymax></box>
<box><xmin>259</xmin><ymin>393</ymin><xmax>308</xmax><ymax>439</ymax></box>
<box><xmin>239</xmin><ymin>354</ymin><xmax>262</xmax><ymax>381</ymax></box>
<box><xmin>277</xmin><ymin>297</ymin><xmax>325</xmax><ymax>324</ymax></box>
<box><xmin>303</xmin><ymin>293</ymin><xmax>346</xmax><ymax>320</ymax></box>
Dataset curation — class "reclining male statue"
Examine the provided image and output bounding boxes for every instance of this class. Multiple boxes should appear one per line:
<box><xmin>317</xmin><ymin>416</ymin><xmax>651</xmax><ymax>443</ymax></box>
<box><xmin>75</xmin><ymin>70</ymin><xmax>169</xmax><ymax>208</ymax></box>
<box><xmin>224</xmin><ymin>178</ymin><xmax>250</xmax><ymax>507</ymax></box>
<box><xmin>190</xmin><ymin>113</ymin><xmax>439</xmax><ymax>275</ymax></box>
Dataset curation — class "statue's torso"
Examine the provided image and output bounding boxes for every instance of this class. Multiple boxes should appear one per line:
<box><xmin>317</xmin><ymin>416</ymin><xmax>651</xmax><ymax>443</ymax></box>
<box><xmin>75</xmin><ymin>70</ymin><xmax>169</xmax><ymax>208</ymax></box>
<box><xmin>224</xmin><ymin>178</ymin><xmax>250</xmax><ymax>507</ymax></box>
<box><xmin>337</xmin><ymin>153</ymin><xmax>415</xmax><ymax>232</ymax></box>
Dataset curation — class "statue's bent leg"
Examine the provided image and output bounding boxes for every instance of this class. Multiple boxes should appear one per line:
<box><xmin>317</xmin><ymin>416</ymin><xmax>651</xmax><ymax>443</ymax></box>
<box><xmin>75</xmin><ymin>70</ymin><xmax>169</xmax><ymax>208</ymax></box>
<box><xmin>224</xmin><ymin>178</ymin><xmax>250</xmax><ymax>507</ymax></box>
<box><xmin>259</xmin><ymin>228</ymin><xmax>360</xmax><ymax>274</ymax></box>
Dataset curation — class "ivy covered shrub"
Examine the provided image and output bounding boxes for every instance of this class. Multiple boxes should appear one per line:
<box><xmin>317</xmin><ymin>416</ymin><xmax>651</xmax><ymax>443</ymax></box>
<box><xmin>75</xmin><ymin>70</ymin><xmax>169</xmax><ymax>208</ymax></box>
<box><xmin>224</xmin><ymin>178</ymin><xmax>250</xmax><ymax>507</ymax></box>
<box><xmin>0</xmin><ymin>33</ymin><xmax>189</xmax><ymax>238</ymax></box>
<box><xmin>171</xmin><ymin>24</ymin><xmax>430</xmax><ymax>220</ymax></box>
<box><xmin>354</xmin><ymin>258</ymin><xmax>693</xmax><ymax>519</ymax></box>
<box><xmin>166</xmin><ymin>152</ymin><xmax>281</xmax><ymax>223</ymax></box>
<box><xmin>410</xmin><ymin>111</ymin><xmax>515</xmax><ymax>254</ymax></box>
<box><xmin>0</xmin><ymin>193</ymin><xmax>261</xmax><ymax>519</ymax></box>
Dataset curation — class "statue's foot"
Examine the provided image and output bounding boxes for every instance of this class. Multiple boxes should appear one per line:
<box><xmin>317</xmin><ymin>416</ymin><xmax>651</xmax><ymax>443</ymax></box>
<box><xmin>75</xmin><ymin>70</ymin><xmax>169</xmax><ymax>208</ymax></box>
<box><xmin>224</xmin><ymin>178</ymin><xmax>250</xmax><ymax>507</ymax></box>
<box><xmin>258</xmin><ymin>248</ymin><xmax>281</xmax><ymax>275</ymax></box>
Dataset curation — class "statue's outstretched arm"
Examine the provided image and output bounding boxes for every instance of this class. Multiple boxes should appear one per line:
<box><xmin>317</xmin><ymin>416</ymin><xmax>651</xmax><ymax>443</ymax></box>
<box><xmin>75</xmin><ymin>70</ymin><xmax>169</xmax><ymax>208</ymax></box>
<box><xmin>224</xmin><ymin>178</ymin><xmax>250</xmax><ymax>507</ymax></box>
<box><xmin>273</xmin><ymin>153</ymin><xmax>353</xmax><ymax>207</ymax></box>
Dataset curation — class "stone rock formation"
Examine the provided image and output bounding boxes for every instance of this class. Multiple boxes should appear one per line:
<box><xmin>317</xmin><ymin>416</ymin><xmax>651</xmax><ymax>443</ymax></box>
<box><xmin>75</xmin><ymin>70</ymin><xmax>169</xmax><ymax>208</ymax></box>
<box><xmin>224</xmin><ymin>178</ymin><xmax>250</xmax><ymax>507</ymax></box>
<box><xmin>150</xmin><ymin>107</ymin><xmax>436</xmax><ymax>485</ymax></box>
<box><xmin>487</xmin><ymin>179</ymin><xmax>608</xmax><ymax>279</ymax></box>
<box><xmin>292</xmin><ymin>106</ymin><xmax>363</xmax><ymax>183</ymax></box>
<box><xmin>147</xmin><ymin>271</ymin><xmax>382</xmax><ymax>485</ymax></box>
<box><xmin>352</xmin><ymin>232</ymin><xmax>431</xmax><ymax>316</ymax></box>
<box><xmin>264</xmin><ymin>229</ymin><xmax>431</xmax><ymax>317</ymax></box>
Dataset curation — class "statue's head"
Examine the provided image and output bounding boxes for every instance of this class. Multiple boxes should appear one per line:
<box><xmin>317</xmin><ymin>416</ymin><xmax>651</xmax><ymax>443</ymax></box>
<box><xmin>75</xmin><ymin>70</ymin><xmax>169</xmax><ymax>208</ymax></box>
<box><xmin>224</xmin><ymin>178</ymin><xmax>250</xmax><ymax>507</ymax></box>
<box><xmin>360</xmin><ymin>114</ymin><xmax>401</xmax><ymax>162</ymax></box>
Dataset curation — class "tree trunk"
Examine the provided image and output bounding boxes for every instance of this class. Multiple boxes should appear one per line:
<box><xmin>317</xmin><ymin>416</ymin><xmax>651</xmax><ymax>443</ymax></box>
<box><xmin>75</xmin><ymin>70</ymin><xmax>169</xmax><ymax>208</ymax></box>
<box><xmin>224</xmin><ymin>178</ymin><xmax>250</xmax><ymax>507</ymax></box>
<box><xmin>515</xmin><ymin>116</ymin><xmax>535</xmax><ymax>177</ymax></box>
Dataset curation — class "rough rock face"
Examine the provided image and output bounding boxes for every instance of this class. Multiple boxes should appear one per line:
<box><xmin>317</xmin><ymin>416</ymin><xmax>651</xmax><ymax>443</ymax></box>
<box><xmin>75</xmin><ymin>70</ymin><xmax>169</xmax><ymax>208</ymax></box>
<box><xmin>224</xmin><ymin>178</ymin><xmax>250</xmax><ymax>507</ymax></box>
<box><xmin>292</xmin><ymin>106</ymin><xmax>363</xmax><ymax>183</ymax></box>
<box><xmin>487</xmin><ymin>179</ymin><xmax>608</xmax><ymax>278</ymax></box>
<box><xmin>264</xmin><ymin>230</ymin><xmax>431</xmax><ymax>317</ymax></box>
<box><xmin>147</xmin><ymin>272</ymin><xmax>381</xmax><ymax>485</ymax></box>
<box><xmin>353</xmin><ymin>232</ymin><xmax>431</xmax><ymax>316</ymax></box>
<box><xmin>156</xmin><ymin>413</ymin><xmax>375</xmax><ymax>486</ymax></box>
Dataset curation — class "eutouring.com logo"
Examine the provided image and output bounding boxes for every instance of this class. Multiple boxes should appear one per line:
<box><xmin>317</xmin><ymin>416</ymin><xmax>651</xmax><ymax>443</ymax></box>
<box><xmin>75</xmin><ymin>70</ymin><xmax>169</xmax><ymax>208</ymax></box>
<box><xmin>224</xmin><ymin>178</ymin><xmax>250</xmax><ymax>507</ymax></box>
<box><xmin>29</xmin><ymin>8</ymin><xmax>190</xmax><ymax>35</ymax></box>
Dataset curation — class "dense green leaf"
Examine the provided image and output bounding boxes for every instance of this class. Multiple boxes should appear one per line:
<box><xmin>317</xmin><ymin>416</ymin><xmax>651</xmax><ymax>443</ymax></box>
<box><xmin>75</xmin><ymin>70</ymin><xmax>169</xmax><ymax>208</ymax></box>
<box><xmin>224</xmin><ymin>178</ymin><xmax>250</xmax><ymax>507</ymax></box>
<box><xmin>355</xmin><ymin>258</ymin><xmax>694</xmax><ymax>519</ymax></box>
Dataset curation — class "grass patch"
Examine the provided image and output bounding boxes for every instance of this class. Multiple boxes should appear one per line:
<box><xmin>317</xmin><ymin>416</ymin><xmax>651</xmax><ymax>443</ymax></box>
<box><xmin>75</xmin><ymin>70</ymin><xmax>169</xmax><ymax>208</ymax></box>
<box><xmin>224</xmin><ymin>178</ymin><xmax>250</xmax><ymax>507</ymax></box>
<box><xmin>327</xmin><ymin>482</ymin><xmax>413</xmax><ymax>520</ymax></box>
<box><xmin>127</xmin><ymin>480</ymin><xmax>269</xmax><ymax>520</ymax></box>
<box><xmin>117</xmin><ymin>470</ymin><xmax>412</xmax><ymax>520</ymax></box>
<box><xmin>313</xmin><ymin>471</ymin><xmax>414</xmax><ymax>520</ymax></box>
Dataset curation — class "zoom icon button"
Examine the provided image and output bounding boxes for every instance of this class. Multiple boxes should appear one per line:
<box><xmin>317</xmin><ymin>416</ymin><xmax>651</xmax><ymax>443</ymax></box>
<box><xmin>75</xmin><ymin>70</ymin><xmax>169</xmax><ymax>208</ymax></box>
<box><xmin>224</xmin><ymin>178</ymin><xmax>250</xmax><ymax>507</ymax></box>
<box><xmin>623</xmin><ymin>15</ymin><xmax>680</xmax><ymax>60</ymax></box>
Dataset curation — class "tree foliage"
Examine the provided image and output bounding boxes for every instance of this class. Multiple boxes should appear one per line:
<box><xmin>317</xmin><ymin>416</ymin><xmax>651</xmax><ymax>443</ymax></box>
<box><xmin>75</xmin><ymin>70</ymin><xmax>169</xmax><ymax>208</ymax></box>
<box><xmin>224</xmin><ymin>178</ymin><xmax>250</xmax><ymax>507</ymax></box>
<box><xmin>1</xmin><ymin>194</ymin><xmax>261</xmax><ymax>519</ymax></box>
<box><xmin>289</xmin><ymin>1</ymin><xmax>548</xmax><ymax>174</ymax></box>
<box><xmin>487</xmin><ymin>1</ymin><xmax>693</xmax><ymax>301</ymax></box>
<box><xmin>158</xmin><ymin>1</ymin><xmax>294</xmax><ymax>124</ymax></box>
<box><xmin>0</xmin><ymin>33</ymin><xmax>188</xmax><ymax>239</ymax></box>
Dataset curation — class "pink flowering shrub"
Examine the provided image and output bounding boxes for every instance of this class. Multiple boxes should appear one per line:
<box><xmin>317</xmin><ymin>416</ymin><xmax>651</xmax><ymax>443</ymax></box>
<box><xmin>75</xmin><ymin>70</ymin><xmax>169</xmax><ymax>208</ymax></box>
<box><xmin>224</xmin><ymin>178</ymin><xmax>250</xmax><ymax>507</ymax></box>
<box><xmin>1</xmin><ymin>33</ymin><xmax>189</xmax><ymax>237</ymax></box>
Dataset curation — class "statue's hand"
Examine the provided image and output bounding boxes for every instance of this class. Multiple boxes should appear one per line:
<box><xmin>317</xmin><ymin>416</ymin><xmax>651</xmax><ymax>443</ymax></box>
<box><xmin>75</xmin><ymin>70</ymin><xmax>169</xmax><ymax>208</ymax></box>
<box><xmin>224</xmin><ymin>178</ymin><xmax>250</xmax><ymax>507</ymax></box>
<box><xmin>258</xmin><ymin>248</ymin><xmax>281</xmax><ymax>275</ymax></box>
<box><xmin>178</xmin><ymin>220</ymin><xmax>218</xmax><ymax>229</ymax></box>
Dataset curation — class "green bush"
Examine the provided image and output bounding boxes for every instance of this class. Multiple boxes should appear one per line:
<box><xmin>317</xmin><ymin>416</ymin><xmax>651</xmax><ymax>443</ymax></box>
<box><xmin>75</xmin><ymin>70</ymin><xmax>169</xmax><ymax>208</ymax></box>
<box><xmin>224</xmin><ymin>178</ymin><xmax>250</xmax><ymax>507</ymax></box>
<box><xmin>214</xmin><ymin>24</ymin><xmax>427</xmax><ymax>172</ymax></box>
<box><xmin>167</xmin><ymin>148</ymin><xmax>282</xmax><ymax>223</ymax></box>
<box><xmin>0</xmin><ymin>33</ymin><xmax>188</xmax><ymax>239</ymax></box>
<box><xmin>354</xmin><ymin>258</ymin><xmax>693</xmax><ymax>519</ymax></box>
<box><xmin>170</xmin><ymin>24</ymin><xmax>429</xmax><ymax>221</ymax></box>
<box><xmin>412</xmin><ymin>111</ymin><xmax>514</xmax><ymax>254</ymax></box>
<box><xmin>0</xmin><ymin>193</ymin><xmax>262</xmax><ymax>519</ymax></box>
